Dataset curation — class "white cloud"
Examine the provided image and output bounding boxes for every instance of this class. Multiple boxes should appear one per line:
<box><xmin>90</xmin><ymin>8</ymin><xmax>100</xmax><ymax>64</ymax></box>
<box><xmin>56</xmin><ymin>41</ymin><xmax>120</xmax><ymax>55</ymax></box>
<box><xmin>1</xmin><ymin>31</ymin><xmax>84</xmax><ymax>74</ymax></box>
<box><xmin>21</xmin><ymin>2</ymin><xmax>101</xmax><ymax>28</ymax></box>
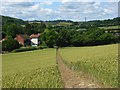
<box><xmin>58</xmin><ymin>2</ymin><xmax>118</xmax><ymax>21</ymax></box>
<box><xmin>1</xmin><ymin>2</ymin><xmax>118</xmax><ymax>21</ymax></box>
<box><xmin>61</xmin><ymin>0</ymin><xmax>119</xmax><ymax>2</ymax></box>
<box><xmin>104</xmin><ymin>9</ymin><xmax>112</xmax><ymax>13</ymax></box>
<box><xmin>2</xmin><ymin>0</ymin><xmax>120</xmax><ymax>3</ymax></box>
<box><xmin>31</xmin><ymin>4</ymin><xmax>40</xmax><ymax>10</ymax></box>
<box><xmin>1</xmin><ymin>0</ymin><xmax>33</xmax><ymax>2</ymax></box>
<box><xmin>42</xmin><ymin>1</ymin><xmax>53</xmax><ymax>5</ymax></box>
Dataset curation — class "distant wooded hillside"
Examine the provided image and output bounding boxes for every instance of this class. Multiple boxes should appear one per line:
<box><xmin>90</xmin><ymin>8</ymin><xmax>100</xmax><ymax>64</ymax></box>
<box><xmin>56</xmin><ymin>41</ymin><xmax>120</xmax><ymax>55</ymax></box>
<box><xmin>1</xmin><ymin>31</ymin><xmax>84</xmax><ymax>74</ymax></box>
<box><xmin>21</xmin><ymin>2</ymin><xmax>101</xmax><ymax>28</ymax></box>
<box><xmin>1</xmin><ymin>15</ymin><xmax>120</xmax><ymax>27</ymax></box>
<box><xmin>1</xmin><ymin>15</ymin><xmax>26</xmax><ymax>25</ymax></box>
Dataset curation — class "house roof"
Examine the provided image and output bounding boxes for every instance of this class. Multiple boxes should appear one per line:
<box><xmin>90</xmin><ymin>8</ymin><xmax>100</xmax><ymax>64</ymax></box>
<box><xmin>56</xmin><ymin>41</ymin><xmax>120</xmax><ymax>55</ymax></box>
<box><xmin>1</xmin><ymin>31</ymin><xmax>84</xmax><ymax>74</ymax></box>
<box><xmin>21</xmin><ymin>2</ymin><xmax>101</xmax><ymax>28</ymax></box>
<box><xmin>20</xmin><ymin>34</ymin><xmax>30</xmax><ymax>39</ymax></box>
<box><xmin>15</xmin><ymin>34</ymin><xmax>30</xmax><ymax>40</ymax></box>
<box><xmin>30</xmin><ymin>33</ymin><xmax>40</xmax><ymax>38</ymax></box>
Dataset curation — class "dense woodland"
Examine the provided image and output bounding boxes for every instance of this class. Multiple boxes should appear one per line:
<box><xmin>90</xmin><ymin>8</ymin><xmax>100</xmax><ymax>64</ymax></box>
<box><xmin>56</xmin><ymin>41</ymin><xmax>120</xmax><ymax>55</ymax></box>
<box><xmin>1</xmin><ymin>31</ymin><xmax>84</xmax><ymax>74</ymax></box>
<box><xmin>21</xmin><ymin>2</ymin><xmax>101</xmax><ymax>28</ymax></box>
<box><xmin>1</xmin><ymin>15</ymin><xmax>120</xmax><ymax>51</ymax></box>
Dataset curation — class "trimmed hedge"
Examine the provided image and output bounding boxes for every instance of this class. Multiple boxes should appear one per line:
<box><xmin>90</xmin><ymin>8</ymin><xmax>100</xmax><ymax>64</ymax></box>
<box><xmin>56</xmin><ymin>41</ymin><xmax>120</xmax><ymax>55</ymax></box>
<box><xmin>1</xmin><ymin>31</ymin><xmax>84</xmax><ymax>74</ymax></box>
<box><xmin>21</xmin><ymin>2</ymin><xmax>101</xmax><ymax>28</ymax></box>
<box><xmin>12</xmin><ymin>47</ymin><xmax>37</xmax><ymax>52</ymax></box>
<box><xmin>37</xmin><ymin>46</ymin><xmax>48</xmax><ymax>49</ymax></box>
<box><xmin>12</xmin><ymin>46</ymin><xmax>48</xmax><ymax>53</ymax></box>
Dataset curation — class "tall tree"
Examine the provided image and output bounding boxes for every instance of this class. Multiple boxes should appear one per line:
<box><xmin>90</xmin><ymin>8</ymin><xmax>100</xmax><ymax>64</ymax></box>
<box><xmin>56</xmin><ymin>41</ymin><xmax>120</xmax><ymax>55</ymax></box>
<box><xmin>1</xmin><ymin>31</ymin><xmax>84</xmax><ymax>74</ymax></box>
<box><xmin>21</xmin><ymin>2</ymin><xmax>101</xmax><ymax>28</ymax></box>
<box><xmin>6</xmin><ymin>24</ymin><xmax>23</xmax><ymax>38</ymax></box>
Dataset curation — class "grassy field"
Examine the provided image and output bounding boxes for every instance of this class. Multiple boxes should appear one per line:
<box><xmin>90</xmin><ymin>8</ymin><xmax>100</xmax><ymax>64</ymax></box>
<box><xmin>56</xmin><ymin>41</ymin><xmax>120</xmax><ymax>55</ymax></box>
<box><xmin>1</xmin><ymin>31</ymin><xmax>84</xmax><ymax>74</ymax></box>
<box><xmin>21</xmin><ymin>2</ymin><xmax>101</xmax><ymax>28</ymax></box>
<box><xmin>99</xmin><ymin>26</ymin><xmax>119</xmax><ymax>29</ymax></box>
<box><xmin>57</xmin><ymin>22</ymin><xmax>72</xmax><ymax>26</ymax></box>
<box><xmin>2</xmin><ymin>49</ymin><xmax>63</xmax><ymax>88</ymax></box>
<box><xmin>60</xmin><ymin>44</ymin><xmax>118</xmax><ymax>87</ymax></box>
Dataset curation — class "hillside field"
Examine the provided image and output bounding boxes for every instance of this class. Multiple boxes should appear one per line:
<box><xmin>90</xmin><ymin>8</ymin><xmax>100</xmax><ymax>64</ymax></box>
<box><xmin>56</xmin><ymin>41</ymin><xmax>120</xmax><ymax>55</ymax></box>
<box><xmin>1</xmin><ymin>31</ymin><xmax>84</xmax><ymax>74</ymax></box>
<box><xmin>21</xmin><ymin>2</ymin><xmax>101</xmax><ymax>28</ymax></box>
<box><xmin>60</xmin><ymin>44</ymin><xmax>118</xmax><ymax>87</ymax></box>
<box><xmin>2</xmin><ymin>44</ymin><xmax>118</xmax><ymax>88</ymax></box>
<box><xmin>99</xmin><ymin>26</ymin><xmax>119</xmax><ymax>29</ymax></box>
<box><xmin>2</xmin><ymin>49</ymin><xmax>63</xmax><ymax>88</ymax></box>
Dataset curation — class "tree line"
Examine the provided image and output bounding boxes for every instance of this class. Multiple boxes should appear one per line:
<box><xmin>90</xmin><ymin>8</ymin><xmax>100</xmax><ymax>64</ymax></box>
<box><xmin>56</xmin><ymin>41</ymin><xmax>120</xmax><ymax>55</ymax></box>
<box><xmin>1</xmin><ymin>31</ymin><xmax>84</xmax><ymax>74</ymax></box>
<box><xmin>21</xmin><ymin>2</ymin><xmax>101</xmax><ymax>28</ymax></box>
<box><xmin>40</xmin><ymin>26</ymin><xmax>119</xmax><ymax>48</ymax></box>
<box><xmin>1</xmin><ymin>15</ymin><xmax>120</xmax><ymax>52</ymax></box>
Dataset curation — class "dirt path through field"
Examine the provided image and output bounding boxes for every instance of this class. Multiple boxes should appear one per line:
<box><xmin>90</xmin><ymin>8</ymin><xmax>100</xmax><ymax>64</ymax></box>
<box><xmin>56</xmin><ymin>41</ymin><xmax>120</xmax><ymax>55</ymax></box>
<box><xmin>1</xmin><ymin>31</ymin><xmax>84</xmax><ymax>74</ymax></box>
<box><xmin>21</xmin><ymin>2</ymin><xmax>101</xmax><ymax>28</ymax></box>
<box><xmin>56</xmin><ymin>50</ymin><xmax>106</xmax><ymax>88</ymax></box>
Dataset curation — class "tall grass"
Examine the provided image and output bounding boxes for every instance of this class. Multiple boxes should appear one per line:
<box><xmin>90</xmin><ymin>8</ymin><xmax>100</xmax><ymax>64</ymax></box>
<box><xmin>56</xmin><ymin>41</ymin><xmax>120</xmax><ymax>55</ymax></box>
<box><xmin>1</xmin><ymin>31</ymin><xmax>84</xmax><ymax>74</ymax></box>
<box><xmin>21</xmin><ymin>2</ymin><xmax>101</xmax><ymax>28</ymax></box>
<box><xmin>2</xmin><ymin>66</ymin><xmax>63</xmax><ymax>88</ymax></box>
<box><xmin>2</xmin><ymin>49</ymin><xmax>63</xmax><ymax>88</ymax></box>
<box><xmin>60</xmin><ymin>44</ymin><xmax>118</xmax><ymax>87</ymax></box>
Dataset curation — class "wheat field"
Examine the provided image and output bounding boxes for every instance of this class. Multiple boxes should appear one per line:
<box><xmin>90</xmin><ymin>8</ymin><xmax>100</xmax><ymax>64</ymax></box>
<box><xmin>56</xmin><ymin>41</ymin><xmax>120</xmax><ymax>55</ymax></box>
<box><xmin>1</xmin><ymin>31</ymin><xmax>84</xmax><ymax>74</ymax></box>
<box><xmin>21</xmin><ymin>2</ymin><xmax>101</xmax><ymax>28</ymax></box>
<box><xmin>60</xmin><ymin>44</ymin><xmax>118</xmax><ymax>87</ymax></box>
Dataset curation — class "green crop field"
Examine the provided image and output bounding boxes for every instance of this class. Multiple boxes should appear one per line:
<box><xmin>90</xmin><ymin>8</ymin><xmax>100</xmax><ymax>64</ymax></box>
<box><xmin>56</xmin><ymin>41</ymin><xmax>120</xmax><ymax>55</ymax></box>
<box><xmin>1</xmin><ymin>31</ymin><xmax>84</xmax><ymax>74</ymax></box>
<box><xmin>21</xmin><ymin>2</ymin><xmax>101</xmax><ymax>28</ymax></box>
<box><xmin>2</xmin><ymin>44</ymin><xmax>119</xmax><ymax>88</ymax></box>
<box><xmin>57</xmin><ymin>22</ymin><xmax>72</xmax><ymax>26</ymax></box>
<box><xmin>60</xmin><ymin>44</ymin><xmax>118</xmax><ymax>87</ymax></box>
<box><xmin>2</xmin><ymin>49</ymin><xmax>63</xmax><ymax>88</ymax></box>
<box><xmin>99</xmin><ymin>26</ymin><xmax>119</xmax><ymax>29</ymax></box>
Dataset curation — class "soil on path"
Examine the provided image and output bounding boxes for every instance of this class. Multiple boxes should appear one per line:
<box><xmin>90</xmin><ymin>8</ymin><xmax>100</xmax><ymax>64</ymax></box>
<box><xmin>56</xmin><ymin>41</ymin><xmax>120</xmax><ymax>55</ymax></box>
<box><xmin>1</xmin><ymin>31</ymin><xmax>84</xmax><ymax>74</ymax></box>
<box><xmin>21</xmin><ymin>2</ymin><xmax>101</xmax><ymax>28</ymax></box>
<box><xmin>56</xmin><ymin>50</ymin><xmax>108</xmax><ymax>88</ymax></box>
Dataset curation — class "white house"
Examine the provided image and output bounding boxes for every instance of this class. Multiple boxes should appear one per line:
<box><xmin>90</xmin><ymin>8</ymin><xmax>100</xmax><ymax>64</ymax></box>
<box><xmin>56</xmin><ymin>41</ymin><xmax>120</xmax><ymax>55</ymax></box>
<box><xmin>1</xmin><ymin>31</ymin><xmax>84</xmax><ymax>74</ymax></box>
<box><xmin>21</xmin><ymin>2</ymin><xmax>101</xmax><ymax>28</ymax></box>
<box><xmin>30</xmin><ymin>33</ymin><xmax>40</xmax><ymax>46</ymax></box>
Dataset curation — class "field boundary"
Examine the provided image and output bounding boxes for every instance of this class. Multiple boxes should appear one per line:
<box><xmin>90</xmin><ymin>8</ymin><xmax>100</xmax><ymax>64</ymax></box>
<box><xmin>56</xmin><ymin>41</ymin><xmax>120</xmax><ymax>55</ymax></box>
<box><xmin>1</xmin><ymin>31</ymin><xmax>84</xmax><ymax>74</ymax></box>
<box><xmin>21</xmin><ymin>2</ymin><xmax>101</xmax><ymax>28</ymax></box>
<box><xmin>56</xmin><ymin>50</ymin><xmax>106</xmax><ymax>88</ymax></box>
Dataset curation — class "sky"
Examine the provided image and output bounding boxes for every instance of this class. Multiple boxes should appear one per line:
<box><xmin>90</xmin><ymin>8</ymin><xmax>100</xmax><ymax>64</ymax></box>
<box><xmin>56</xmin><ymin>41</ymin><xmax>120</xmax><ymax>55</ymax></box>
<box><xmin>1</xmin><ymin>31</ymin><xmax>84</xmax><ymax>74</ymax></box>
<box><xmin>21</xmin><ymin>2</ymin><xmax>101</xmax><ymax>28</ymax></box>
<box><xmin>1</xmin><ymin>0</ymin><xmax>120</xmax><ymax>21</ymax></box>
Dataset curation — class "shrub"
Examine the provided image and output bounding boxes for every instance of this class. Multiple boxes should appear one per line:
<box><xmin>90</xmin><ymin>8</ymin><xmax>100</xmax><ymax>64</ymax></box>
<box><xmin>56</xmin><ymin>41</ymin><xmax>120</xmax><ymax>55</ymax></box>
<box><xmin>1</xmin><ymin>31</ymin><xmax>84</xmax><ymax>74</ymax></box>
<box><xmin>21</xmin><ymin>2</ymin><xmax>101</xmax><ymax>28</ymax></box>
<box><xmin>37</xmin><ymin>46</ymin><xmax>48</xmax><ymax>49</ymax></box>
<box><xmin>2</xmin><ymin>39</ymin><xmax>21</xmax><ymax>52</ymax></box>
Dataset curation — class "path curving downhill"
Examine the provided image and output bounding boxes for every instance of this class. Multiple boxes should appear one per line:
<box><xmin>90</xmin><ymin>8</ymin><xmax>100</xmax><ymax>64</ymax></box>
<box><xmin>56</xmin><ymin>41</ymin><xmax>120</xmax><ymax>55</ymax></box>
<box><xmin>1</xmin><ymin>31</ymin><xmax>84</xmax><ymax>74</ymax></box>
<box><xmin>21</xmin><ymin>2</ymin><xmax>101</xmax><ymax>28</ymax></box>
<box><xmin>56</xmin><ymin>50</ymin><xmax>107</xmax><ymax>88</ymax></box>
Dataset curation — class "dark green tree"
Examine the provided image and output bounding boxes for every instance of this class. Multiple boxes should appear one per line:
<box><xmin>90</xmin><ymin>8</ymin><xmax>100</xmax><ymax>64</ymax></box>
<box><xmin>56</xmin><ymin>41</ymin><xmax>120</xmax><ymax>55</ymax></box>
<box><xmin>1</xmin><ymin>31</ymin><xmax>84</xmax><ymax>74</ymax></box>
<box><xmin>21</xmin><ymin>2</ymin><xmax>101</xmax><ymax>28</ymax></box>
<box><xmin>41</xmin><ymin>29</ymin><xmax>58</xmax><ymax>48</ymax></box>
<box><xmin>2</xmin><ymin>39</ymin><xmax>22</xmax><ymax>52</ymax></box>
<box><xmin>5</xmin><ymin>24</ymin><xmax>23</xmax><ymax>38</ymax></box>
